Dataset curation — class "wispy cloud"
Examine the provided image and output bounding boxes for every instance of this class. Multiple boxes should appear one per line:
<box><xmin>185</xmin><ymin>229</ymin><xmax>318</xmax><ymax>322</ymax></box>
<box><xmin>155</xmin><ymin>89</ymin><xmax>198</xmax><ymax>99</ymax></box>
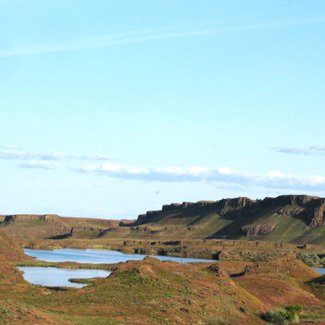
<box><xmin>1</xmin><ymin>16</ymin><xmax>325</xmax><ymax>57</ymax></box>
<box><xmin>273</xmin><ymin>146</ymin><xmax>325</xmax><ymax>156</ymax></box>
<box><xmin>19</xmin><ymin>160</ymin><xmax>60</xmax><ymax>170</ymax></box>
<box><xmin>74</xmin><ymin>162</ymin><xmax>325</xmax><ymax>192</ymax></box>
<box><xmin>75</xmin><ymin>163</ymin><xmax>236</xmax><ymax>182</ymax></box>
<box><xmin>0</xmin><ymin>148</ymin><xmax>113</xmax><ymax>161</ymax></box>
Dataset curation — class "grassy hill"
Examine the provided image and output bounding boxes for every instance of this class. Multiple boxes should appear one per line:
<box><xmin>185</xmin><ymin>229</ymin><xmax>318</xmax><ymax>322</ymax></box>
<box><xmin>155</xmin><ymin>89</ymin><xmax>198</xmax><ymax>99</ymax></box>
<box><xmin>0</xmin><ymin>232</ymin><xmax>66</xmax><ymax>324</ymax></box>
<box><xmin>1</xmin><ymin>241</ymin><xmax>325</xmax><ymax>324</ymax></box>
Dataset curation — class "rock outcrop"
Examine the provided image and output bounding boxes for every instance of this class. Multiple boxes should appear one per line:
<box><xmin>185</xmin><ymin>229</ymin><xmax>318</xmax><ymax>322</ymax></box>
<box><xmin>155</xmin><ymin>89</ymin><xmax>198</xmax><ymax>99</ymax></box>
<box><xmin>310</xmin><ymin>202</ymin><xmax>325</xmax><ymax>227</ymax></box>
<box><xmin>134</xmin><ymin>195</ymin><xmax>325</xmax><ymax>230</ymax></box>
<box><xmin>241</xmin><ymin>223</ymin><xmax>277</xmax><ymax>237</ymax></box>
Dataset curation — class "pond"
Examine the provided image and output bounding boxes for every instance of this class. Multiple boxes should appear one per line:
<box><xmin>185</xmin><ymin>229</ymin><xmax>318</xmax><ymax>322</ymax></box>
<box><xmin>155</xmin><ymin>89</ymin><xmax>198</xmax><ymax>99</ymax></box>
<box><xmin>314</xmin><ymin>267</ymin><xmax>325</xmax><ymax>275</ymax></box>
<box><xmin>20</xmin><ymin>249</ymin><xmax>325</xmax><ymax>288</ymax></box>
<box><xmin>18</xmin><ymin>267</ymin><xmax>111</xmax><ymax>288</ymax></box>
<box><xmin>20</xmin><ymin>248</ymin><xmax>215</xmax><ymax>288</ymax></box>
<box><xmin>24</xmin><ymin>248</ymin><xmax>215</xmax><ymax>264</ymax></box>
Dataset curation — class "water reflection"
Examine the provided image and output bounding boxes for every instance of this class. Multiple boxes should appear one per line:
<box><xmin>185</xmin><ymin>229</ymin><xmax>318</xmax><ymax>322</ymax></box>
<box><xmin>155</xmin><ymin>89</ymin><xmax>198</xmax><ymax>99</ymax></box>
<box><xmin>21</xmin><ymin>248</ymin><xmax>215</xmax><ymax>288</ymax></box>
<box><xmin>18</xmin><ymin>267</ymin><xmax>111</xmax><ymax>288</ymax></box>
<box><xmin>24</xmin><ymin>248</ymin><xmax>215</xmax><ymax>264</ymax></box>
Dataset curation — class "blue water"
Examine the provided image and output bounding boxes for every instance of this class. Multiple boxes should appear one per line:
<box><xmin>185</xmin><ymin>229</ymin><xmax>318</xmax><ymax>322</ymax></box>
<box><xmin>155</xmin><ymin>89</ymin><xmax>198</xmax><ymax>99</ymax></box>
<box><xmin>18</xmin><ymin>267</ymin><xmax>111</xmax><ymax>288</ymax></box>
<box><xmin>314</xmin><ymin>267</ymin><xmax>325</xmax><ymax>275</ymax></box>
<box><xmin>20</xmin><ymin>249</ymin><xmax>324</xmax><ymax>288</ymax></box>
<box><xmin>21</xmin><ymin>248</ymin><xmax>214</xmax><ymax>288</ymax></box>
<box><xmin>24</xmin><ymin>248</ymin><xmax>215</xmax><ymax>264</ymax></box>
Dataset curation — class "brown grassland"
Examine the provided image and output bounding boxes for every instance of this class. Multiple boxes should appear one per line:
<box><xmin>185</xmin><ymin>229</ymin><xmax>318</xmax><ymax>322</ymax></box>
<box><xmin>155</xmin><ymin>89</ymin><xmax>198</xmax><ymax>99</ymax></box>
<box><xmin>0</xmin><ymin>231</ymin><xmax>325</xmax><ymax>324</ymax></box>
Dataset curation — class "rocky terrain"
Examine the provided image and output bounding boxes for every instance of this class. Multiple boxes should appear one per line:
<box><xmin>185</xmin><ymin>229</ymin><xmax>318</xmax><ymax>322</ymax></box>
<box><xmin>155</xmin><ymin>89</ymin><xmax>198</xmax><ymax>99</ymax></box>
<box><xmin>127</xmin><ymin>195</ymin><xmax>325</xmax><ymax>243</ymax></box>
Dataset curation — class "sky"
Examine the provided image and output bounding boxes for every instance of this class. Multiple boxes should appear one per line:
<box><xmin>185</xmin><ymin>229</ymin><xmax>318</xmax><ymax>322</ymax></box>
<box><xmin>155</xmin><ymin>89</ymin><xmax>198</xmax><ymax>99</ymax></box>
<box><xmin>1</xmin><ymin>0</ymin><xmax>325</xmax><ymax>219</ymax></box>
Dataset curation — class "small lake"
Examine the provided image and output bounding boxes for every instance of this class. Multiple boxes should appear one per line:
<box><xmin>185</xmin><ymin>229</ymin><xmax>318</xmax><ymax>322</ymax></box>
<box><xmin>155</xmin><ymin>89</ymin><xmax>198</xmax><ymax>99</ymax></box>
<box><xmin>314</xmin><ymin>268</ymin><xmax>325</xmax><ymax>275</ymax></box>
<box><xmin>20</xmin><ymin>249</ymin><xmax>325</xmax><ymax>288</ymax></box>
<box><xmin>18</xmin><ymin>267</ymin><xmax>111</xmax><ymax>288</ymax></box>
<box><xmin>24</xmin><ymin>248</ymin><xmax>215</xmax><ymax>264</ymax></box>
<box><xmin>21</xmin><ymin>248</ymin><xmax>215</xmax><ymax>288</ymax></box>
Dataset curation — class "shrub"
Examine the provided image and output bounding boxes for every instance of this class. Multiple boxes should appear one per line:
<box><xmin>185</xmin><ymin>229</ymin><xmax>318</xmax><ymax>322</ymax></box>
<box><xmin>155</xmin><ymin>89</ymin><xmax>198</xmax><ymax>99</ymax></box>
<box><xmin>262</xmin><ymin>309</ymin><xmax>288</xmax><ymax>324</ymax></box>
<box><xmin>261</xmin><ymin>304</ymin><xmax>302</xmax><ymax>324</ymax></box>
<box><xmin>0</xmin><ymin>307</ymin><xmax>12</xmax><ymax>321</ymax></box>
<box><xmin>296</xmin><ymin>252</ymin><xmax>320</xmax><ymax>267</ymax></box>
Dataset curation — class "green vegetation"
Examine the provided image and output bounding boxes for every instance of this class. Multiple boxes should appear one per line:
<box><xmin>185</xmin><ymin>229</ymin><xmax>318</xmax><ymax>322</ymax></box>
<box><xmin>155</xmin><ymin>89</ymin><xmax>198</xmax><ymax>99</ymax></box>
<box><xmin>261</xmin><ymin>304</ymin><xmax>302</xmax><ymax>324</ymax></box>
<box><xmin>0</xmin><ymin>307</ymin><xmax>13</xmax><ymax>321</ymax></box>
<box><xmin>296</xmin><ymin>252</ymin><xmax>325</xmax><ymax>267</ymax></box>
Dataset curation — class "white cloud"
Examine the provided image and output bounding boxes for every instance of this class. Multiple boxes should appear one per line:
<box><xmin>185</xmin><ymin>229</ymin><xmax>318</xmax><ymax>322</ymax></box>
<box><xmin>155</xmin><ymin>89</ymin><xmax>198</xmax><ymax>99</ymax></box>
<box><xmin>218</xmin><ymin>167</ymin><xmax>232</xmax><ymax>175</ymax></box>
<box><xmin>75</xmin><ymin>162</ymin><xmax>325</xmax><ymax>192</ymax></box>
<box><xmin>19</xmin><ymin>160</ymin><xmax>60</xmax><ymax>169</ymax></box>
<box><xmin>3</xmin><ymin>146</ymin><xmax>325</xmax><ymax>192</ymax></box>
<box><xmin>188</xmin><ymin>166</ymin><xmax>210</xmax><ymax>175</ymax></box>
<box><xmin>76</xmin><ymin>164</ymin><xmax>219</xmax><ymax>181</ymax></box>
<box><xmin>101</xmin><ymin>163</ymin><xmax>126</xmax><ymax>172</ymax></box>
<box><xmin>266</xmin><ymin>171</ymin><xmax>285</xmax><ymax>178</ymax></box>
<box><xmin>273</xmin><ymin>146</ymin><xmax>325</xmax><ymax>156</ymax></box>
<box><xmin>0</xmin><ymin>148</ymin><xmax>112</xmax><ymax>162</ymax></box>
<box><xmin>0</xmin><ymin>149</ymin><xmax>27</xmax><ymax>159</ymax></box>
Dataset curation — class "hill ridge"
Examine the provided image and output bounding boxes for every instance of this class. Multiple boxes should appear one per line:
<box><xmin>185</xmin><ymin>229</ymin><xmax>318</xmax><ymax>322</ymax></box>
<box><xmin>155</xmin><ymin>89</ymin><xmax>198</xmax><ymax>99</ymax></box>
<box><xmin>1</xmin><ymin>194</ymin><xmax>325</xmax><ymax>245</ymax></box>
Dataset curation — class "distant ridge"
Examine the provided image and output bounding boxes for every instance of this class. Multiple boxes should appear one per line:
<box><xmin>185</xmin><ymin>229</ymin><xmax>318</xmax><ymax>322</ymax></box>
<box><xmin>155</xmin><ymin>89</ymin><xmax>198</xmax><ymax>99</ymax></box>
<box><xmin>132</xmin><ymin>194</ymin><xmax>325</xmax><ymax>228</ymax></box>
<box><xmin>1</xmin><ymin>195</ymin><xmax>325</xmax><ymax>245</ymax></box>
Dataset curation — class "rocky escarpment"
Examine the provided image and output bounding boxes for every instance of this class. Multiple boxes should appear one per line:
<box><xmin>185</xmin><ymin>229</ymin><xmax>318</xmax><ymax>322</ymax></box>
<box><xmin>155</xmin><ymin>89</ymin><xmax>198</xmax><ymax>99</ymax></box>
<box><xmin>133</xmin><ymin>195</ymin><xmax>325</xmax><ymax>230</ymax></box>
<box><xmin>132</xmin><ymin>197</ymin><xmax>255</xmax><ymax>226</ymax></box>
<box><xmin>116</xmin><ymin>195</ymin><xmax>325</xmax><ymax>244</ymax></box>
<box><xmin>310</xmin><ymin>202</ymin><xmax>325</xmax><ymax>227</ymax></box>
<box><xmin>1</xmin><ymin>195</ymin><xmax>325</xmax><ymax>244</ymax></box>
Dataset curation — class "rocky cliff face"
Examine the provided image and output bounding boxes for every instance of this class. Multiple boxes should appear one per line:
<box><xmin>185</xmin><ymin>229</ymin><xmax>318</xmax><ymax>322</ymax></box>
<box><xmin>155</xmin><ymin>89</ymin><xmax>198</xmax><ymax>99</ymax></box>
<box><xmin>261</xmin><ymin>194</ymin><xmax>318</xmax><ymax>207</ymax></box>
<box><xmin>134</xmin><ymin>195</ymin><xmax>325</xmax><ymax>230</ymax></box>
<box><xmin>135</xmin><ymin>196</ymin><xmax>256</xmax><ymax>225</ymax></box>
<box><xmin>1</xmin><ymin>195</ymin><xmax>325</xmax><ymax>244</ymax></box>
<box><xmin>310</xmin><ymin>202</ymin><xmax>325</xmax><ymax>227</ymax></box>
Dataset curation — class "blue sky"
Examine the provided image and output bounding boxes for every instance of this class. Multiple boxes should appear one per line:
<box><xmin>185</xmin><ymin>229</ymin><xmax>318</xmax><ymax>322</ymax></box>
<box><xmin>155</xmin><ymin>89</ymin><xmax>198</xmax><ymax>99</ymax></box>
<box><xmin>1</xmin><ymin>0</ymin><xmax>325</xmax><ymax>219</ymax></box>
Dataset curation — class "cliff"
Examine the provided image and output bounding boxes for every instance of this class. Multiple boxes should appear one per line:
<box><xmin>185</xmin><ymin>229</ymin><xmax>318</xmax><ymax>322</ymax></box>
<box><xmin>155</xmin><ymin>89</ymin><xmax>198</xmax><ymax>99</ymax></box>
<box><xmin>122</xmin><ymin>194</ymin><xmax>325</xmax><ymax>245</ymax></box>
<box><xmin>1</xmin><ymin>195</ymin><xmax>325</xmax><ymax>245</ymax></box>
<box><xmin>133</xmin><ymin>195</ymin><xmax>325</xmax><ymax>228</ymax></box>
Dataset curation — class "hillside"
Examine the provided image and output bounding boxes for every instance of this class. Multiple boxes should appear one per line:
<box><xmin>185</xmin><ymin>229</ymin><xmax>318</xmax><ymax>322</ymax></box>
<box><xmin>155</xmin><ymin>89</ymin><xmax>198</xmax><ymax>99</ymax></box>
<box><xmin>0</xmin><ymin>232</ymin><xmax>66</xmax><ymax>324</ymax></box>
<box><xmin>1</xmin><ymin>195</ymin><xmax>324</xmax><ymax>246</ymax></box>
<box><xmin>2</xmin><ymin>246</ymin><xmax>325</xmax><ymax>324</ymax></box>
<box><xmin>0</xmin><ymin>214</ymin><xmax>121</xmax><ymax>240</ymax></box>
<box><xmin>0</xmin><ymin>216</ymin><xmax>325</xmax><ymax>323</ymax></box>
<box><xmin>122</xmin><ymin>194</ymin><xmax>325</xmax><ymax>245</ymax></box>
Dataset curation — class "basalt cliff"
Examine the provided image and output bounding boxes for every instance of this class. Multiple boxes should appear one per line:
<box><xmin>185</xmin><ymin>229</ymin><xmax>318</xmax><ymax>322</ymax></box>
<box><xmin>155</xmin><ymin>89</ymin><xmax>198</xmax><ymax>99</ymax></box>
<box><xmin>1</xmin><ymin>195</ymin><xmax>325</xmax><ymax>245</ymax></box>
